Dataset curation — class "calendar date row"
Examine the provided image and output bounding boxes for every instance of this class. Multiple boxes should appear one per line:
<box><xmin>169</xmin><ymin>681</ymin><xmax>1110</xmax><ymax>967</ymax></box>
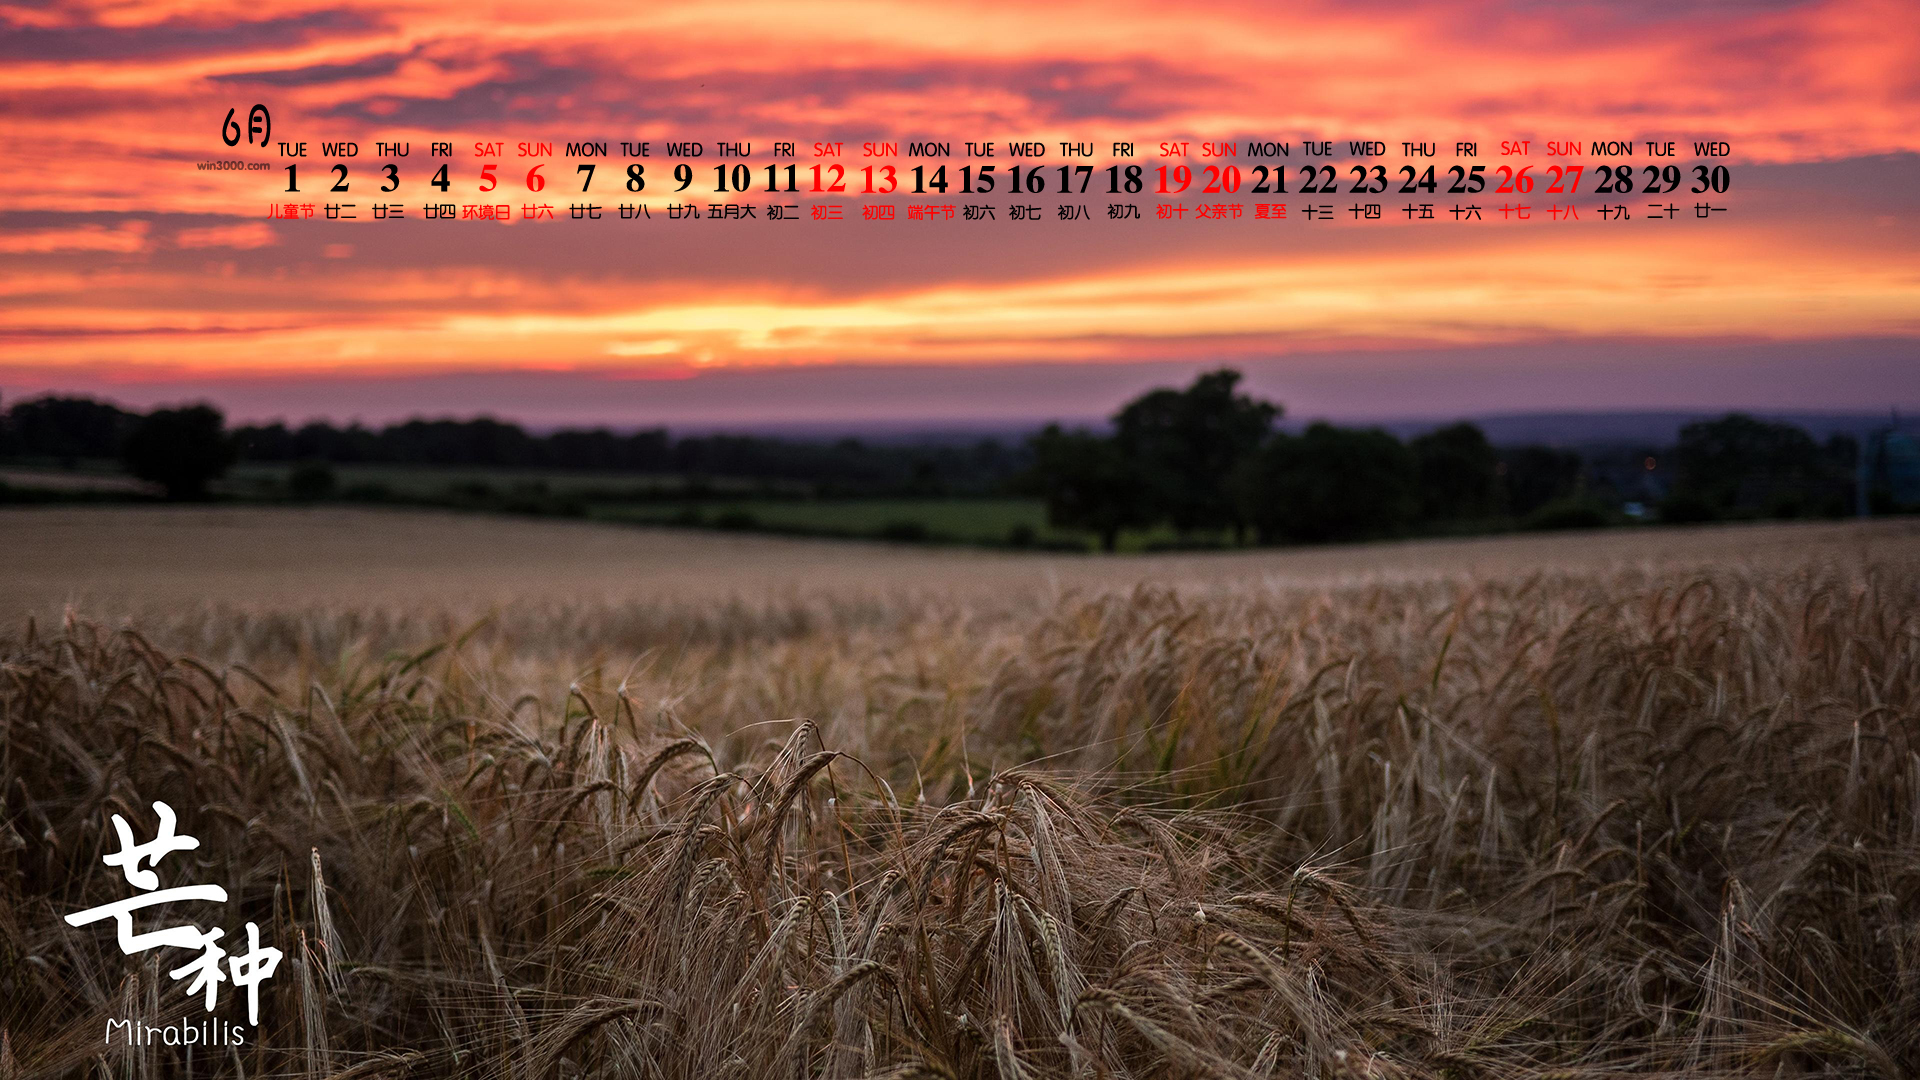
<box><xmin>278</xmin><ymin>162</ymin><xmax>1734</xmax><ymax>198</ymax></box>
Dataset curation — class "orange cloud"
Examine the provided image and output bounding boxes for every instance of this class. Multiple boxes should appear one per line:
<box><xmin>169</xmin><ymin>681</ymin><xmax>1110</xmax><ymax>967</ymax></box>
<box><xmin>2</xmin><ymin>0</ymin><xmax>1917</xmax><ymax>414</ymax></box>
<box><xmin>175</xmin><ymin>222</ymin><xmax>278</xmax><ymax>248</ymax></box>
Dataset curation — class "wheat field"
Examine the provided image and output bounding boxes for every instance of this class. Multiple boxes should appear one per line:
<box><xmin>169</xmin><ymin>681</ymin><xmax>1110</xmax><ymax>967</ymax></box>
<box><xmin>1</xmin><ymin>508</ymin><xmax>1916</xmax><ymax>1078</ymax></box>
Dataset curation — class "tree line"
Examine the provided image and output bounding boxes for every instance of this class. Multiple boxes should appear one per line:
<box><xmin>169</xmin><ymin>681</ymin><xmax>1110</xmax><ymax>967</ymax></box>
<box><xmin>0</xmin><ymin>396</ymin><xmax>1020</xmax><ymax>498</ymax></box>
<box><xmin>0</xmin><ymin>378</ymin><xmax>1870</xmax><ymax>544</ymax></box>
<box><xmin>1022</xmin><ymin>370</ymin><xmax>1861</xmax><ymax>549</ymax></box>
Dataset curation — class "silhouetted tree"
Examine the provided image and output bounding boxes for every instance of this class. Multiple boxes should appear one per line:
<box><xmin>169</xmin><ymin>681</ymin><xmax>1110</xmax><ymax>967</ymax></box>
<box><xmin>226</xmin><ymin>416</ymin><xmax>1019</xmax><ymax>495</ymax></box>
<box><xmin>1238</xmin><ymin>422</ymin><xmax>1417</xmax><ymax>543</ymax></box>
<box><xmin>1025</xmin><ymin>424</ymin><xmax>1152</xmax><ymax>551</ymax></box>
<box><xmin>122</xmin><ymin>404</ymin><xmax>234</xmax><ymax>500</ymax></box>
<box><xmin>1500</xmin><ymin>445</ymin><xmax>1584</xmax><ymax>517</ymax></box>
<box><xmin>1669</xmin><ymin>413</ymin><xmax>1840</xmax><ymax>518</ymax></box>
<box><xmin>1113</xmin><ymin>369</ymin><xmax>1278</xmax><ymax>538</ymax></box>
<box><xmin>545</xmin><ymin>427</ymin><xmax>673</xmax><ymax>472</ymax></box>
<box><xmin>1</xmin><ymin>395</ymin><xmax>137</xmax><ymax>464</ymax></box>
<box><xmin>382</xmin><ymin>417</ymin><xmax>537</xmax><ymax>467</ymax></box>
<box><xmin>1409</xmin><ymin>422</ymin><xmax>1500</xmax><ymax>522</ymax></box>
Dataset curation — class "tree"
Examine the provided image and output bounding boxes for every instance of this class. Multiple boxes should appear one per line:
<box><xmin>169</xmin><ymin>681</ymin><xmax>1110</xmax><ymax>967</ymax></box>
<box><xmin>1669</xmin><ymin>413</ymin><xmax>1832</xmax><ymax>518</ymax></box>
<box><xmin>382</xmin><ymin>416</ymin><xmax>538</xmax><ymax>467</ymax></box>
<box><xmin>1113</xmin><ymin>369</ymin><xmax>1278</xmax><ymax>538</ymax></box>
<box><xmin>1500</xmin><ymin>445</ymin><xmax>1583</xmax><ymax>517</ymax></box>
<box><xmin>122</xmin><ymin>405</ymin><xmax>235</xmax><ymax>500</ymax></box>
<box><xmin>1409</xmin><ymin>422</ymin><xmax>1500</xmax><ymax>523</ymax></box>
<box><xmin>1024</xmin><ymin>424</ymin><xmax>1153</xmax><ymax>551</ymax></box>
<box><xmin>1</xmin><ymin>395</ymin><xmax>137</xmax><ymax>464</ymax></box>
<box><xmin>1237</xmin><ymin>422</ymin><xmax>1417</xmax><ymax>544</ymax></box>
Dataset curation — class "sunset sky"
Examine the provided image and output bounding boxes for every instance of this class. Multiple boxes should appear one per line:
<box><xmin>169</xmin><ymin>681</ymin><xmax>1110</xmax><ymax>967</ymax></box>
<box><xmin>3</xmin><ymin>0</ymin><xmax>1917</xmax><ymax>428</ymax></box>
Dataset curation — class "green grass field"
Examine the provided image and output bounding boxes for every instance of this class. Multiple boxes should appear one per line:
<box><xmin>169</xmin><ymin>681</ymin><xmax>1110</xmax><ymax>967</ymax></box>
<box><xmin>589</xmin><ymin>497</ymin><xmax>1219</xmax><ymax>550</ymax></box>
<box><xmin>13</xmin><ymin>461</ymin><xmax>1217</xmax><ymax>550</ymax></box>
<box><xmin>591</xmin><ymin>496</ymin><xmax>1061</xmax><ymax>543</ymax></box>
<box><xmin>222</xmin><ymin>461</ymin><xmax>779</xmax><ymax>497</ymax></box>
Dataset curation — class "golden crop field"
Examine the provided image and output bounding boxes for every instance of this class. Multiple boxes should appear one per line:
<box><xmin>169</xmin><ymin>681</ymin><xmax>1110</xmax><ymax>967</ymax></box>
<box><xmin>2</xmin><ymin>507</ymin><xmax>1917</xmax><ymax>1078</ymax></box>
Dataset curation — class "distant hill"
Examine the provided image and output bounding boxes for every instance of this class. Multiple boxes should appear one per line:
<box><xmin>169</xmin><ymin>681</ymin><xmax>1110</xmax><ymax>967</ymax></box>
<box><xmin>652</xmin><ymin>410</ymin><xmax>1910</xmax><ymax>450</ymax></box>
<box><xmin>1375</xmin><ymin>411</ymin><xmax>1905</xmax><ymax>449</ymax></box>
